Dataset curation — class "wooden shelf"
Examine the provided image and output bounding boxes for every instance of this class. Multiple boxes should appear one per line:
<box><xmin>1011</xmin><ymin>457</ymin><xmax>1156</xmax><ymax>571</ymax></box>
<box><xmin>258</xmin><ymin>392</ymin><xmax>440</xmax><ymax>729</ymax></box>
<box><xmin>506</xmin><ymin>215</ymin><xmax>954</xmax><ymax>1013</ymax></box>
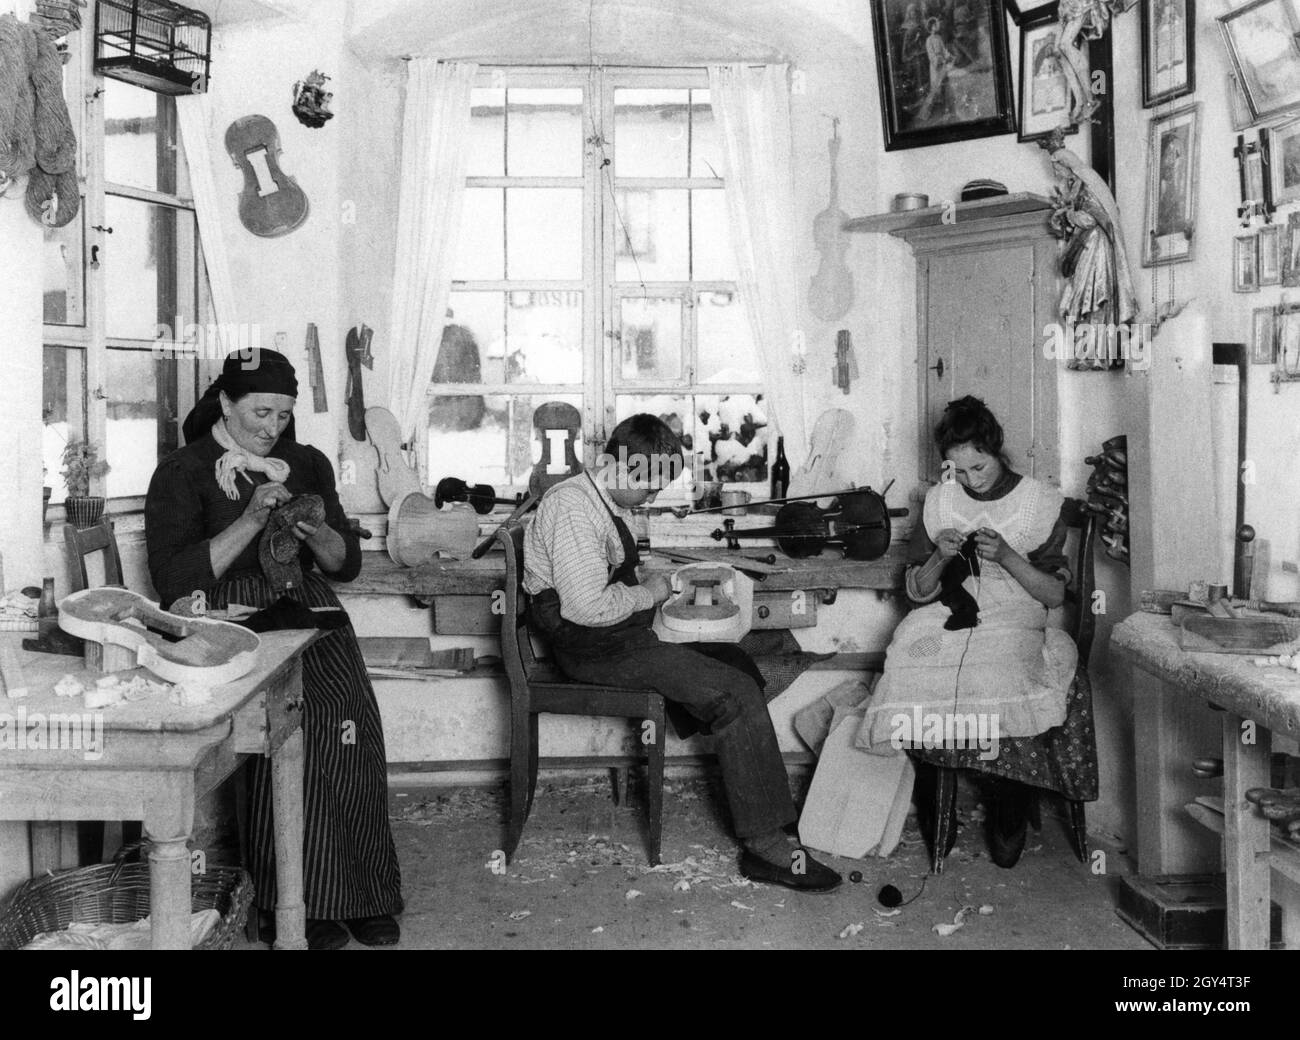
<box><xmin>1185</xmin><ymin>796</ymin><xmax>1300</xmax><ymax>886</ymax></box>
<box><xmin>843</xmin><ymin>192</ymin><xmax>1052</xmax><ymax>237</ymax></box>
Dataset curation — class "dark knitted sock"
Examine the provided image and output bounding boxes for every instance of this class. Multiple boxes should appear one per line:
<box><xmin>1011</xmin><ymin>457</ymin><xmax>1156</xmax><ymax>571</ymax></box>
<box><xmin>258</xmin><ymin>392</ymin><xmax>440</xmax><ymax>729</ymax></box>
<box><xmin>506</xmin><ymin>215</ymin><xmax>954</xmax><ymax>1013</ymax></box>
<box><xmin>940</xmin><ymin>538</ymin><xmax>980</xmax><ymax>631</ymax></box>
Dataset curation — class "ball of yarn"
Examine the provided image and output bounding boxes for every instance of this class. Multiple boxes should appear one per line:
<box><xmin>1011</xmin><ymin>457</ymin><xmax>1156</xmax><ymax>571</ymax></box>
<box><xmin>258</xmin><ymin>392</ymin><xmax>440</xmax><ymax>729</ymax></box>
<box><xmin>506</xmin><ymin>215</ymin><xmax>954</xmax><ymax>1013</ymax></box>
<box><xmin>877</xmin><ymin>884</ymin><xmax>903</xmax><ymax>908</ymax></box>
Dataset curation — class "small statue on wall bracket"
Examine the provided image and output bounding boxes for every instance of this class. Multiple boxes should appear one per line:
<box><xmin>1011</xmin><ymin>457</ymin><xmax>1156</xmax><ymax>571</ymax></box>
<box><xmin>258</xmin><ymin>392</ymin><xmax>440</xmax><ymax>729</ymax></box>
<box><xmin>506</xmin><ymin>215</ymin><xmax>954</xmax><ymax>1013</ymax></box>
<box><xmin>292</xmin><ymin>70</ymin><xmax>334</xmax><ymax>129</ymax></box>
<box><xmin>1054</xmin><ymin>0</ymin><xmax>1137</xmax><ymax>125</ymax></box>
<box><xmin>1040</xmin><ymin>127</ymin><xmax>1139</xmax><ymax>371</ymax></box>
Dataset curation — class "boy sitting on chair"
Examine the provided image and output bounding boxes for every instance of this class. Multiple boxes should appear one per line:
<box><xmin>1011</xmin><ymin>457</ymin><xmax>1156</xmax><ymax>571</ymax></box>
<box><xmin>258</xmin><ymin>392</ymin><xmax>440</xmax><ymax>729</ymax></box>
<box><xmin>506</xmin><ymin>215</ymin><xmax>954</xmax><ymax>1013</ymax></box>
<box><xmin>524</xmin><ymin>414</ymin><xmax>841</xmax><ymax>892</ymax></box>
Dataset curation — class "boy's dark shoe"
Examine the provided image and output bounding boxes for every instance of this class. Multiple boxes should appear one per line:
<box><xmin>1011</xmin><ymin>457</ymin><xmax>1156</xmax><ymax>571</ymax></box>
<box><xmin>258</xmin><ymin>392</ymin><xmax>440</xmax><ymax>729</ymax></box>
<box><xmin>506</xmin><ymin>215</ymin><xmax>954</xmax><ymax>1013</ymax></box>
<box><xmin>739</xmin><ymin>848</ymin><xmax>842</xmax><ymax>892</ymax></box>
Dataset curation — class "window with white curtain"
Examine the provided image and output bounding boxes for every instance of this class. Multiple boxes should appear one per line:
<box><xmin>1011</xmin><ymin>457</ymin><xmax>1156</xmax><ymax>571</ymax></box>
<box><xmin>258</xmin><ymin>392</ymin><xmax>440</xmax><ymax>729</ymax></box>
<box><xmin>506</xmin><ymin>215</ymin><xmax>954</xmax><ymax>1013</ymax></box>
<box><xmin>428</xmin><ymin>67</ymin><xmax>769</xmax><ymax>496</ymax></box>
<box><xmin>42</xmin><ymin>30</ymin><xmax>208</xmax><ymax>514</ymax></box>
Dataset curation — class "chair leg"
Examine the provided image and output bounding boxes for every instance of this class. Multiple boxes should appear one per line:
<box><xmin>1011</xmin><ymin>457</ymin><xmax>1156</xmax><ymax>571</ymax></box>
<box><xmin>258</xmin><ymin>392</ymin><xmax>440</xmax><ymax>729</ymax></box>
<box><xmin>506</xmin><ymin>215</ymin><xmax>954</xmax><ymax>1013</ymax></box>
<box><xmin>645</xmin><ymin>707</ymin><xmax>665</xmax><ymax>867</ymax></box>
<box><xmin>505</xmin><ymin>708</ymin><xmax>532</xmax><ymax>862</ymax></box>
<box><xmin>525</xmin><ymin>713</ymin><xmax>540</xmax><ymax>819</ymax></box>
<box><xmin>1067</xmin><ymin>800</ymin><xmax>1089</xmax><ymax>863</ymax></box>
<box><xmin>932</xmin><ymin>767</ymin><xmax>958</xmax><ymax>875</ymax></box>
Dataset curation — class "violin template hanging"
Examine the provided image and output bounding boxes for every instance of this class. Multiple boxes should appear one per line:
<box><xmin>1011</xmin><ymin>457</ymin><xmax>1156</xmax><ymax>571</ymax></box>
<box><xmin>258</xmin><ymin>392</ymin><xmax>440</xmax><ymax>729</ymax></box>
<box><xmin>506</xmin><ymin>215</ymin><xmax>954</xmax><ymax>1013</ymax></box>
<box><xmin>807</xmin><ymin>119</ymin><xmax>853</xmax><ymax>323</ymax></box>
<box><xmin>225</xmin><ymin>114</ymin><xmax>309</xmax><ymax>237</ymax></box>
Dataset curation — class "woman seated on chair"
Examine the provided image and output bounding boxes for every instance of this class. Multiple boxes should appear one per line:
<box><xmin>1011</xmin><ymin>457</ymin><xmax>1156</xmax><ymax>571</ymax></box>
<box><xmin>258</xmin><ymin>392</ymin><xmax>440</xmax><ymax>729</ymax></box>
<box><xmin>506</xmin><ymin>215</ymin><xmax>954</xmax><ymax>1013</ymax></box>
<box><xmin>143</xmin><ymin>349</ymin><xmax>403</xmax><ymax>950</ymax></box>
<box><xmin>856</xmin><ymin>396</ymin><xmax>1078</xmax><ymax>866</ymax></box>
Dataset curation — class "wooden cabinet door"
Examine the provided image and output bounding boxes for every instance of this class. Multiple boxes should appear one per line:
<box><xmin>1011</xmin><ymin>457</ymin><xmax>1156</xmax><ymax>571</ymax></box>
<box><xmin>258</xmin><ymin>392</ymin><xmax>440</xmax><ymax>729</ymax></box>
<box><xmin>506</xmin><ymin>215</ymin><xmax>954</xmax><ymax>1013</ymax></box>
<box><xmin>921</xmin><ymin>242</ymin><xmax>1039</xmax><ymax>482</ymax></box>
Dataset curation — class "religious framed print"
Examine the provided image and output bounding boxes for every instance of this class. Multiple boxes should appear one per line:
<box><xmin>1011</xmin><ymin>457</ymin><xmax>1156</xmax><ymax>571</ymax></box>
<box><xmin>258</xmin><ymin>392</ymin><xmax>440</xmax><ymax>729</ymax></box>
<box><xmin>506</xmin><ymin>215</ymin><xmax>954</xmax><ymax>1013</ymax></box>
<box><xmin>1234</xmin><ymin>233</ymin><xmax>1260</xmax><ymax>292</ymax></box>
<box><xmin>870</xmin><ymin>0</ymin><xmax>1015</xmax><ymax>150</ymax></box>
<box><xmin>1259</xmin><ymin>223</ymin><xmax>1283</xmax><ymax>285</ymax></box>
<box><xmin>1142</xmin><ymin>103</ymin><xmax>1200</xmax><ymax>266</ymax></box>
<box><xmin>1141</xmin><ymin>0</ymin><xmax>1195</xmax><ymax>107</ymax></box>
<box><xmin>1282</xmin><ymin>211</ymin><xmax>1300</xmax><ymax>286</ymax></box>
<box><xmin>1018</xmin><ymin>5</ymin><xmax>1081</xmax><ymax>142</ymax></box>
<box><xmin>1252</xmin><ymin>305</ymin><xmax>1277</xmax><ymax>364</ymax></box>
<box><xmin>1218</xmin><ymin>0</ymin><xmax>1300</xmax><ymax>123</ymax></box>
<box><xmin>1268</xmin><ymin>116</ymin><xmax>1300</xmax><ymax>207</ymax></box>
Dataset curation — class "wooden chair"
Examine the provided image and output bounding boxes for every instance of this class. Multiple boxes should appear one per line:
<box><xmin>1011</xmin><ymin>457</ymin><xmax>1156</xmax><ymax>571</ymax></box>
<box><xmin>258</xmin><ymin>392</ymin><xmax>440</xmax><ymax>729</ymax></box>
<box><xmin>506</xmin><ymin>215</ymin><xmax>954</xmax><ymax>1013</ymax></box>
<box><xmin>916</xmin><ymin>496</ymin><xmax>1099</xmax><ymax>874</ymax></box>
<box><xmin>496</xmin><ymin>523</ymin><xmax>667</xmax><ymax>866</ymax></box>
<box><xmin>63</xmin><ymin>520</ymin><xmax>124</xmax><ymax>592</ymax></box>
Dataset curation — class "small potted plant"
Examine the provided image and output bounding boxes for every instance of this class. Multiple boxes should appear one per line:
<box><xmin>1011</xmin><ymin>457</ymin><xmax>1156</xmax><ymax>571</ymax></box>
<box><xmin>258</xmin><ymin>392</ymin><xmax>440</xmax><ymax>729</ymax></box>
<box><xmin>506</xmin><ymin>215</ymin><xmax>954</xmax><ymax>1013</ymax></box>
<box><xmin>60</xmin><ymin>439</ymin><xmax>110</xmax><ymax>528</ymax></box>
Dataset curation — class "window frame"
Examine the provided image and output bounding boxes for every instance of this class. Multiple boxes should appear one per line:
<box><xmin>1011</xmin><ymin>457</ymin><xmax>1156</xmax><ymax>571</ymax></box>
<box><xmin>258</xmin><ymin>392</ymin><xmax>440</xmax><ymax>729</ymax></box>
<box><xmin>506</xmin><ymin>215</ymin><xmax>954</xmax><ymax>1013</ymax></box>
<box><xmin>41</xmin><ymin>31</ymin><xmax>207</xmax><ymax>520</ymax></box>
<box><xmin>430</xmin><ymin>65</ymin><xmax>765</xmax><ymax>493</ymax></box>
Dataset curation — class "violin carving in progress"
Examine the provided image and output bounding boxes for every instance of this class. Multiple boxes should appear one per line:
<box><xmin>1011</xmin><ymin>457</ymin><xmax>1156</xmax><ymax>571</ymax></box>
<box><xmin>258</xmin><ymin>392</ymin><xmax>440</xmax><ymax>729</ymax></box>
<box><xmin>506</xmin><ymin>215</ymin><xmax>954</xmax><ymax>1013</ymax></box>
<box><xmin>225</xmin><ymin>115</ymin><xmax>310</xmax><ymax>238</ymax></box>
<box><xmin>652</xmin><ymin>564</ymin><xmax>754</xmax><ymax>644</ymax></box>
<box><xmin>57</xmin><ymin>588</ymin><xmax>261</xmax><ymax>687</ymax></box>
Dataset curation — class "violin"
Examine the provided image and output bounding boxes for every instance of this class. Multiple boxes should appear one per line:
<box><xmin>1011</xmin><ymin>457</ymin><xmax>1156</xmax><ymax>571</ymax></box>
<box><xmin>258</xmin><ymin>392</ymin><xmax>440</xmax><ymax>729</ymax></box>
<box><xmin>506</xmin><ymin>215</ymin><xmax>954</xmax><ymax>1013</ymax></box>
<box><xmin>435</xmin><ymin>476</ymin><xmax>520</xmax><ymax>515</ymax></box>
<box><xmin>339</xmin><ymin>326</ymin><xmax>384</xmax><ymax>514</ymax></box>
<box><xmin>806</xmin><ymin>122</ymin><xmax>853</xmax><ymax>323</ymax></box>
<box><xmin>711</xmin><ymin>487</ymin><xmax>907</xmax><ymax>561</ymax></box>
<box><xmin>225</xmin><ymin>115</ymin><xmax>310</xmax><ymax>238</ymax></box>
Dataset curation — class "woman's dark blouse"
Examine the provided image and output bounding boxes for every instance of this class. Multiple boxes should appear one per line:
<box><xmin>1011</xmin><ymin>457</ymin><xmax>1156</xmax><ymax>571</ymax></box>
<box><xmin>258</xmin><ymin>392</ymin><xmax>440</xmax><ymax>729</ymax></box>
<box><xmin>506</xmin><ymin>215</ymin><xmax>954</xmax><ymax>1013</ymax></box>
<box><xmin>145</xmin><ymin>432</ymin><xmax>361</xmax><ymax>609</ymax></box>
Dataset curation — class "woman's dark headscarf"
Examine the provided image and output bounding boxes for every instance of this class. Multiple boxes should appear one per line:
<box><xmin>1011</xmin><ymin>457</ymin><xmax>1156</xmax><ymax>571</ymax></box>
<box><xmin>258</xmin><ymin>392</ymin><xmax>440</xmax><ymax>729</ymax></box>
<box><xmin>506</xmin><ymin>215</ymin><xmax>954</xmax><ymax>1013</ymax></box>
<box><xmin>182</xmin><ymin>349</ymin><xmax>300</xmax><ymax>445</ymax></box>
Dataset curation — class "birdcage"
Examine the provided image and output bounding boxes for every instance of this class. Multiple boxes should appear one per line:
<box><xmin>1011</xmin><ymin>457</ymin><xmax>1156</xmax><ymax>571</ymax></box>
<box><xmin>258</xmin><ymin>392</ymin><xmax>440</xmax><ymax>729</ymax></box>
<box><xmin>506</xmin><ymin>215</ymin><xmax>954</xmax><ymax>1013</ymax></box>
<box><xmin>94</xmin><ymin>0</ymin><xmax>211</xmax><ymax>96</ymax></box>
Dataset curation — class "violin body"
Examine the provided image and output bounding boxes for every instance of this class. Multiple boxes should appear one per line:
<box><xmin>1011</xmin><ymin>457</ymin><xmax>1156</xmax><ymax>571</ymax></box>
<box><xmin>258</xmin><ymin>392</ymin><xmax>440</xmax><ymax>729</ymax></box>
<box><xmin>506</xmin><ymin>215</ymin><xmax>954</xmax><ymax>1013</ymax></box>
<box><xmin>366</xmin><ymin>406</ymin><xmax>423</xmax><ymax>508</ymax></box>
<box><xmin>386</xmin><ymin>491</ymin><xmax>480</xmax><ymax>565</ymax></box>
<box><xmin>807</xmin><ymin>129</ymin><xmax>854</xmax><ymax>322</ymax></box>
<box><xmin>225</xmin><ymin>115</ymin><xmax>310</xmax><ymax>238</ymax></box>
<box><xmin>338</xmin><ymin>327</ymin><xmax>384</xmax><ymax>514</ymax></box>
<box><xmin>653</xmin><ymin>564</ymin><xmax>754</xmax><ymax>644</ymax></box>
<box><xmin>788</xmin><ymin>407</ymin><xmax>855</xmax><ymax>502</ymax></box>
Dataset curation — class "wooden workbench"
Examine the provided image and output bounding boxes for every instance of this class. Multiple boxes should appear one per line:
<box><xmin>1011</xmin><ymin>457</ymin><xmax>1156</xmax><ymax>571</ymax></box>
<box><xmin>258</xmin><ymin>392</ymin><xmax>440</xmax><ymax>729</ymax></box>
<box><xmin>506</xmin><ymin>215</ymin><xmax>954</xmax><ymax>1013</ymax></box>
<box><xmin>0</xmin><ymin>630</ymin><xmax>318</xmax><ymax>950</ymax></box>
<box><xmin>341</xmin><ymin>543</ymin><xmax>910</xmax><ymax>598</ymax></box>
<box><xmin>1111</xmin><ymin>613</ymin><xmax>1300</xmax><ymax>949</ymax></box>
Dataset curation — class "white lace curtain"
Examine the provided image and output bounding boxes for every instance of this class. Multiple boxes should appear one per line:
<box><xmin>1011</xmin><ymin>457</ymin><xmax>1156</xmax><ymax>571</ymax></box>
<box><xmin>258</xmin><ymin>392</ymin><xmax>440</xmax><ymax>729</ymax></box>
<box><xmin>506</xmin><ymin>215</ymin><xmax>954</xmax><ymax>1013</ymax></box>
<box><xmin>707</xmin><ymin>63</ymin><xmax>807</xmax><ymax>457</ymax></box>
<box><xmin>386</xmin><ymin>59</ymin><xmax>478</xmax><ymax>440</ymax></box>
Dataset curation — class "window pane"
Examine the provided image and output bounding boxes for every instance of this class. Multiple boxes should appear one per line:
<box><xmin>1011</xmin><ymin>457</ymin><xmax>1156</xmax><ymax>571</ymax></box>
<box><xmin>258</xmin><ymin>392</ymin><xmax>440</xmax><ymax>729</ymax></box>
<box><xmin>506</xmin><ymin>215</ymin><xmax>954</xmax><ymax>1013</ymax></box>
<box><xmin>105</xmin><ymin>196</ymin><xmax>198</xmax><ymax>340</ymax></box>
<box><xmin>508</xmin><ymin>88</ymin><xmax>583</xmax><ymax>177</ymax></box>
<box><xmin>618</xmin><ymin>296</ymin><xmax>682</xmax><ymax>381</ymax></box>
<box><xmin>616</xmin><ymin>393</ymin><xmax>769</xmax><ymax>485</ymax></box>
<box><xmin>467</xmin><ymin>87</ymin><xmax>505</xmax><ymax>177</ymax></box>
<box><xmin>455</xmin><ymin>188</ymin><xmax>505</xmax><ymax>280</ymax></box>
<box><xmin>440</xmin><ymin>290</ymin><xmax>583</xmax><ymax>386</ymax></box>
<box><xmin>42</xmin><ymin>346</ymin><xmax>86</xmax><ymax>504</ymax></box>
<box><xmin>697</xmin><ymin>291</ymin><xmax>760</xmax><ymax>382</ymax></box>
<box><xmin>104</xmin><ymin>79</ymin><xmax>185</xmax><ymax>194</ymax></box>
<box><xmin>507</xmin><ymin>188</ymin><xmax>582</xmax><ymax>279</ymax></box>
<box><xmin>615</xmin><ymin>88</ymin><xmax>689</xmax><ymax>178</ymax></box>
<box><xmin>43</xmin><ymin>203</ymin><xmax>85</xmax><ymax>326</ymax></box>
<box><xmin>106</xmin><ymin>349</ymin><xmax>170</xmax><ymax>498</ymax></box>
<box><xmin>614</xmin><ymin>188</ymin><xmax>688</xmax><ymax>282</ymax></box>
<box><xmin>690</xmin><ymin>89</ymin><xmax>722</xmax><ymax>178</ymax></box>
<box><xmin>426</xmin><ymin>393</ymin><xmax>582</xmax><ymax>488</ymax></box>
<box><xmin>692</xmin><ymin>188</ymin><xmax>738</xmax><ymax>281</ymax></box>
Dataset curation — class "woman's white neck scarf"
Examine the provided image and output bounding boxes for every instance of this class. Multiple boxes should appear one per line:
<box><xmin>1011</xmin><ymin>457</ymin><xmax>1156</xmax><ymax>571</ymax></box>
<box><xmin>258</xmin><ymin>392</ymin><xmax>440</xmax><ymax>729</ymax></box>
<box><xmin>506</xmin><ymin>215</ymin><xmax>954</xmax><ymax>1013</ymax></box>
<box><xmin>212</xmin><ymin>419</ymin><xmax>291</xmax><ymax>501</ymax></box>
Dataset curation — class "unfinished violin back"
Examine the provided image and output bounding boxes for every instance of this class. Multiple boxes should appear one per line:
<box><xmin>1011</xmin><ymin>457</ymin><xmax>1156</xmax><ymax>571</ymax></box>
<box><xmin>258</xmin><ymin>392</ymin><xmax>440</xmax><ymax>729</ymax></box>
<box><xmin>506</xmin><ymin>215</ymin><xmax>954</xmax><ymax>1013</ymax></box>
<box><xmin>58</xmin><ymin>588</ymin><xmax>261</xmax><ymax>686</ymax></box>
<box><xmin>653</xmin><ymin>564</ymin><xmax>753</xmax><ymax>644</ymax></box>
<box><xmin>386</xmin><ymin>490</ymin><xmax>480</xmax><ymax>566</ymax></box>
<box><xmin>788</xmin><ymin>408</ymin><xmax>855</xmax><ymax>503</ymax></box>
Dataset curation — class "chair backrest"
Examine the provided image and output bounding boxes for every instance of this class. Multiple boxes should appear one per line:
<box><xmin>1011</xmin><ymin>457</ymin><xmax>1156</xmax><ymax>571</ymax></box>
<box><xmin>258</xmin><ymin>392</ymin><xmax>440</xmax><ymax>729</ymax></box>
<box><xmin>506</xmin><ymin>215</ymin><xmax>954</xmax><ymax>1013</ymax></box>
<box><xmin>1060</xmin><ymin>497</ymin><xmax>1097</xmax><ymax>666</ymax></box>
<box><xmin>63</xmin><ymin>520</ymin><xmax>124</xmax><ymax>593</ymax></box>
<box><xmin>496</xmin><ymin>523</ymin><xmax>538</xmax><ymax>692</ymax></box>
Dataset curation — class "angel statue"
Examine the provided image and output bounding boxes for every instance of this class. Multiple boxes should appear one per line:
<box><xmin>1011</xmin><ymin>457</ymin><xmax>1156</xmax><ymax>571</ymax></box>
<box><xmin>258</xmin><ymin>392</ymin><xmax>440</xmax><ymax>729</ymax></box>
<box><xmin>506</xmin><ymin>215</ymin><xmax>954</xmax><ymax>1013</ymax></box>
<box><xmin>1054</xmin><ymin>0</ymin><xmax>1137</xmax><ymax>124</ymax></box>
<box><xmin>1039</xmin><ymin>128</ymin><xmax>1138</xmax><ymax>370</ymax></box>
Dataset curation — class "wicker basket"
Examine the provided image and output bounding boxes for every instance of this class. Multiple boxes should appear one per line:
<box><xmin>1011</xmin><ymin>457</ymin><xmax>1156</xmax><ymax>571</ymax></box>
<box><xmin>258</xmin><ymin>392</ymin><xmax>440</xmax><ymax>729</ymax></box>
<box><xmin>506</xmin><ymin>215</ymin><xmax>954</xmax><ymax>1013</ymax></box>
<box><xmin>0</xmin><ymin>845</ymin><xmax>253</xmax><ymax>950</ymax></box>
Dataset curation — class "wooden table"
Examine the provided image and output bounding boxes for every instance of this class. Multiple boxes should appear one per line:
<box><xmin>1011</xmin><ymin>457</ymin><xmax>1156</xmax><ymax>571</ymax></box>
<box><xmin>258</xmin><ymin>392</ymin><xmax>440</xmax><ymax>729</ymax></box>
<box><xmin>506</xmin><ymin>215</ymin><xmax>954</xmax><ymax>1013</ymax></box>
<box><xmin>0</xmin><ymin>629</ymin><xmax>318</xmax><ymax>950</ymax></box>
<box><xmin>1111</xmin><ymin>613</ymin><xmax>1300</xmax><ymax>950</ymax></box>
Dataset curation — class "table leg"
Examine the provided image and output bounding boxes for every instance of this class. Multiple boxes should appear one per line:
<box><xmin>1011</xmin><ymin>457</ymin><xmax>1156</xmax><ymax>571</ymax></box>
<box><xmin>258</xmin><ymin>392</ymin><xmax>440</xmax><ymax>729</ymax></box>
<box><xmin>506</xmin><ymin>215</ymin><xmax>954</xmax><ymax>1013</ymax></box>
<box><xmin>270</xmin><ymin>727</ymin><xmax>307</xmax><ymax>951</ymax></box>
<box><xmin>1222</xmin><ymin>712</ymin><xmax>1271</xmax><ymax>950</ymax></box>
<box><xmin>144</xmin><ymin>789</ymin><xmax>194</xmax><ymax>950</ymax></box>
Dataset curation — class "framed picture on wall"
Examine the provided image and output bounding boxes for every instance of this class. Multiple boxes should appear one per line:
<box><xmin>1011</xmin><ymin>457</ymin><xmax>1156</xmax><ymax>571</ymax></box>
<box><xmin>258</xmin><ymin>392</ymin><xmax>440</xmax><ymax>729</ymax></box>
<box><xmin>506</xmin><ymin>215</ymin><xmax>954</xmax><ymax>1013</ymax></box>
<box><xmin>1228</xmin><ymin>74</ymin><xmax>1253</xmax><ymax>132</ymax></box>
<box><xmin>1141</xmin><ymin>0</ymin><xmax>1195</xmax><ymax>107</ymax></box>
<box><xmin>1142</xmin><ymin>104</ymin><xmax>1200</xmax><ymax>266</ymax></box>
<box><xmin>1252</xmin><ymin>305</ymin><xmax>1277</xmax><ymax>364</ymax></box>
<box><xmin>1277</xmin><ymin>302</ymin><xmax>1300</xmax><ymax>376</ymax></box>
<box><xmin>1234</xmin><ymin>234</ymin><xmax>1260</xmax><ymax>292</ymax></box>
<box><xmin>1236</xmin><ymin>135</ymin><xmax>1272</xmax><ymax>220</ymax></box>
<box><xmin>1268</xmin><ymin>117</ymin><xmax>1300</xmax><ymax>206</ymax></box>
<box><xmin>1260</xmin><ymin>223</ymin><xmax>1283</xmax><ymax>284</ymax></box>
<box><xmin>870</xmin><ymin>0</ymin><xmax>1015</xmax><ymax>150</ymax></box>
<box><xmin>1017</xmin><ymin>5</ymin><xmax>1081</xmax><ymax>142</ymax></box>
<box><xmin>1283</xmin><ymin>211</ymin><xmax>1300</xmax><ymax>286</ymax></box>
<box><xmin>1218</xmin><ymin>0</ymin><xmax>1300</xmax><ymax>123</ymax></box>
